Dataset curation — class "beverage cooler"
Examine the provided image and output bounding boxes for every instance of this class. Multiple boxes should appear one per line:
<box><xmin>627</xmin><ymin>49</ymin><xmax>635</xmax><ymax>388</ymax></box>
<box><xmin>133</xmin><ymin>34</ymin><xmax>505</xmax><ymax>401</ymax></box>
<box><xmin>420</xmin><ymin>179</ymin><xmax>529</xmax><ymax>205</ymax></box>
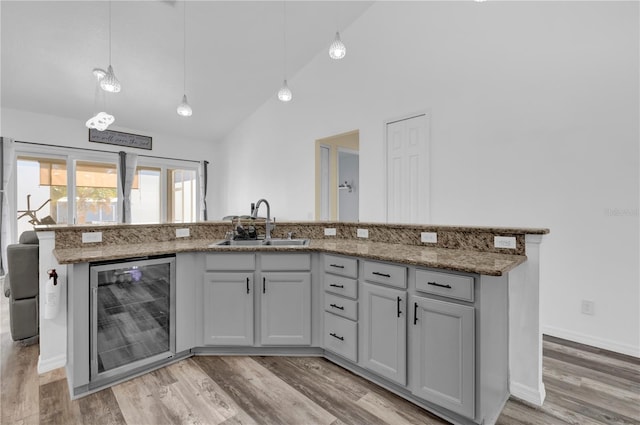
<box><xmin>89</xmin><ymin>255</ymin><xmax>176</xmax><ymax>384</ymax></box>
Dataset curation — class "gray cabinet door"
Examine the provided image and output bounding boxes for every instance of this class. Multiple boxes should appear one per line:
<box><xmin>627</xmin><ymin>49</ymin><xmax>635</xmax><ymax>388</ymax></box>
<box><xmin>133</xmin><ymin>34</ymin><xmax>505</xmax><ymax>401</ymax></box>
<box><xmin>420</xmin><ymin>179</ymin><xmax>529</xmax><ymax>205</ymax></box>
<box><xmin>260</xmin><ymin>272</ymin><xmax>311</xmax><ymax>345</ymax></box>
<box><xmin>411</xmin><ymin>296</ymin><xmax>475</xmax><ymax>419</ymax></box>
<box><xmin>203</xmin><ymin>272</ymin><xmax>254</xmax><ymax>346</ymax></box>
<box><xmin>361</xmin><ymin>282</ymin><xmax>407</xmax><ymax>385</ymax></box>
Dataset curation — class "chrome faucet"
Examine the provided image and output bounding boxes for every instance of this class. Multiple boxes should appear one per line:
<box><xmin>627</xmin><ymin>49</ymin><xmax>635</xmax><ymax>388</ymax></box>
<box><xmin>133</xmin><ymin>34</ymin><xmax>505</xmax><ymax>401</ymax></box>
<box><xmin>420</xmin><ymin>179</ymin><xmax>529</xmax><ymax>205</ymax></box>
<box><xmin>251</xmin><ymin>198</ymin><xmax>274</xmax><ymax>240</ymax></box>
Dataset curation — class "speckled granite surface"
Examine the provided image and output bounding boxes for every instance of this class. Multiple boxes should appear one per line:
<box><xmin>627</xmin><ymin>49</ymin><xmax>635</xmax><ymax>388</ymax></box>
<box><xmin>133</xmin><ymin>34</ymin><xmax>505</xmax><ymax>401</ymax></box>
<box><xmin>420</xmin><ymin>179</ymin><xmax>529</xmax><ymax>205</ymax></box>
<box><xmin>53</xmin><ymin>238</ymin><xmax>527</xmax><ymax>276</ymax></box>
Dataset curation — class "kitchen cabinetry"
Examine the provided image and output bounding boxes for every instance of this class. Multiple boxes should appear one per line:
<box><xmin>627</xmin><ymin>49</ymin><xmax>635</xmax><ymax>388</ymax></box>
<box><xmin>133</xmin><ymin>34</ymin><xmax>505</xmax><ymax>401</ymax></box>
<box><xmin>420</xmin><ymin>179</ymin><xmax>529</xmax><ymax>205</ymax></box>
<box><xmin>411</xmin><ymin>295</ymin><xmax>475</xmax><ymax>418</ymax></box>
<box><xmin>260</xmin><ymin>272</ymin><xmax>311</xmax><ymax>345</ymax></box>
<box><xmin>323</xmin><ymin>254</ymin><xmax>359</xmax><ymax>362</ymax></box>
<box><xmin>360</xmin><ymin>260</ymin><xmax>407</xmax><ymax>386</ymax></box>
<box><xmin>203</xmin><ymin>272</ymin><xmax>254</xmax><ymax>346</ymax></box>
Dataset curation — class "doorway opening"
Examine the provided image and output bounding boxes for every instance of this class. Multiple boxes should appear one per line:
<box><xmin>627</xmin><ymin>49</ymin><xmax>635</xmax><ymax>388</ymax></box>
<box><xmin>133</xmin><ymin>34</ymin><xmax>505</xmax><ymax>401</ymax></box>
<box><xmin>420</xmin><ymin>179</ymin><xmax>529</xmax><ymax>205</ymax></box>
<box><xmin>315</xmin><ymin>130</ymin><xmax>359</xmax><ymax>221</ymax></box>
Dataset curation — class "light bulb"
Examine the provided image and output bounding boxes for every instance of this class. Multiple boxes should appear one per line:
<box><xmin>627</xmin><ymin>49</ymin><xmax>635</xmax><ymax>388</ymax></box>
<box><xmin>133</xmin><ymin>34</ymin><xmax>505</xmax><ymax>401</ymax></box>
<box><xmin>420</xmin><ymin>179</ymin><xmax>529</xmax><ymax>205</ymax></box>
<box><xmin>100</xmin><ymin>65</ymin><xmax>121</xmax><ymax>93</ymax></box>
<box><xmin>86</xmin><ymin>112</ymin><xmax>115</xmax><ymax>131</ymax></box>
<box><xmin>329</xmin><ymin>32</ymin><xmax>346</xmax><ymax>60</ymax></box>
<box><xmin>278</xmin><ymin>80</ymin><xmax>292</xmax><ymax>102</ymax></box>
<box><xmin>177</xmin><ymin>94</ymin><xmax>193</xmax><ymax>117</ymax></box>
<box><xmin>92</xmin><ymin>68</ymin><xmax>106</xmax><ymax>80</ymax></box>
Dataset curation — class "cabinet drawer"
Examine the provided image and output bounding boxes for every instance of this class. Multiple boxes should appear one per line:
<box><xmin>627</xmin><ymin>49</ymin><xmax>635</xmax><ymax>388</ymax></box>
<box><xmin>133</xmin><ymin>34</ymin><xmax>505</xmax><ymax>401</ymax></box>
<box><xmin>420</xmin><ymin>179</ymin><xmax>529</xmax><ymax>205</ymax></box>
<box><xmin>206</xmin><ymin>253</ymin><xmax>255</xmax><ymax>271</ymax></box>
<box><xmin>324</xmin><ymin>255</ymin><xmax>358</xmax><ymax>278</ymax></box>
<box><xmin>324</xmin><ymin>312</ymin><xmax>357</xmax><ymax>362</ymax></box>
<box><xmin>323</xmin><ymin>274</ymin><xmax>358</xmax><ymax>299</ymax></box>
<box><xmin>415</xmin><ymin>269</ymin><xmax>474</xmax><ymax>302</ymax></box>
<box><xmin>324</xmin><ymin>293</ymin><xmax>358</xmax><ymax>321</ymax></box>
<box><xmin>261</xmin><ymin>253</ymin><xmax>311</xmax><ymax>271</ymax></box>
<box><xmin>363</xmin><ymin>261</ymin><xmax>407</xmax><ymax>289</ymax></box>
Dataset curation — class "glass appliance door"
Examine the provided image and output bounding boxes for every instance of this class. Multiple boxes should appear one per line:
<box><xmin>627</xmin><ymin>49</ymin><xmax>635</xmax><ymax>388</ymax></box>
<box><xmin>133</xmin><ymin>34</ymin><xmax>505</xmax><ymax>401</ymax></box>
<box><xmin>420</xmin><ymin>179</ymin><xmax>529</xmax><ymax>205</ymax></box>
<box><xmin>90</xmin><ymin>256</ymin><xmax>176</xmax><ymax>382</ymax></box>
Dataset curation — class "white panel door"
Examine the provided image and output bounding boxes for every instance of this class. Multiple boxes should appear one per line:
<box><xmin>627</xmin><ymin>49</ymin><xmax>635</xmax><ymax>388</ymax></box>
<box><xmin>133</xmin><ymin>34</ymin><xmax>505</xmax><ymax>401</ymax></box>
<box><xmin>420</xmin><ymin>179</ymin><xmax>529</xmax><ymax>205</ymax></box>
<box><xmin>203</xmin><ymin>272</ymin><xmax>254</xmax><ymax>346</ymax></box>
<box><xmin>386</xmin><ymin>114</ymin><xmax>429</xmax><ymax>224</ymax></box>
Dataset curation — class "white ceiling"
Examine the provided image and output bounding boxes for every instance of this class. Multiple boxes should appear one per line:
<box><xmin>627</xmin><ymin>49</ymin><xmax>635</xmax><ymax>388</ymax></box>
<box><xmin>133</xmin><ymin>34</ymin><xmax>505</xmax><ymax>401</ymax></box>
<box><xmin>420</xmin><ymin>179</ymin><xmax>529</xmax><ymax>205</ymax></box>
<box><xmin>1</xmin><ymin>1</ymin><xmax>373</xmax><ymax>141</ymax></box>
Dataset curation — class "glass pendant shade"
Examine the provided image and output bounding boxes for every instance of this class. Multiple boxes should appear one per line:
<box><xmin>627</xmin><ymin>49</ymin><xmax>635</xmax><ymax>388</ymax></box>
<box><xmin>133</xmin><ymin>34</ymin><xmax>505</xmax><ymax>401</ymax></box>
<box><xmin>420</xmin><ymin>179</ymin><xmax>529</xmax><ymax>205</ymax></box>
<box><xmin>86</xmin><ymin>112</ymin><xmax>115</xmax><ymax>131</ymax></box>
<box><xmin>329</xmin><ymin>31</ymin><xmax>346</xmax><ymax>60</ymax></box>
<box><xmin>278</xmin><ymin>80</ymin><xmax>292</xmax><ymax>102</ymax></box>
<box><xmin>100</xmin><ymin>65</ymin><xmax>121</xmax><ymax>93</ymax></box>
<box><xmin>177</xmin><ymin>94</ymin><xmax>193</xmax><ymax>117</ymax></box>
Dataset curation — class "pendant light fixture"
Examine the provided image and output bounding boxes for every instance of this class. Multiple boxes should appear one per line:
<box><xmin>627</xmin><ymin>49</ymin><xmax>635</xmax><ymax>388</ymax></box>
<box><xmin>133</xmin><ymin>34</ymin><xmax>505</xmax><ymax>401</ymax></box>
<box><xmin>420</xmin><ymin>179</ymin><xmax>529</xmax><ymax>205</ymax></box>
<box><xmin>177</xmin><ymin>0</ymin><xmax>192</xmax><ymax>117</ymax></box>
<box><xmin>86</xmin><ymin>70</ymin><xmax>115</xmax><ymax>131</ymax></box>
<box><xmin>277</xmin><ymin>1</ymin><xmax>292</xmax><ymax>102</ymax></box>
<box><xmin>100</xmin><ymin>1</ymin><xmax>121</xmax><ymax>93</ymax></box>
<box><xmin>329</xmin><ymin>32</ymin><xmax>346</xmax><ymax>60</ymax></box>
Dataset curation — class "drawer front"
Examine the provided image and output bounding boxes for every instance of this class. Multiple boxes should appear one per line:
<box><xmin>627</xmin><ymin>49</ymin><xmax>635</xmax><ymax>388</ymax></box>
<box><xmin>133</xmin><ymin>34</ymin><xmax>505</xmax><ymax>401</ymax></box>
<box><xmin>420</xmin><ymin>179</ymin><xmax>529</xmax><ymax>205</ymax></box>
<box><xmin>415</xmin><ymin>269</ymin><xmax>474</xmax><ymax>302</ymax></box>
<box><xmin>206</xmin><ymin>253</ymin><xmax>255</xmax><ymax>271</ymax></box>
<box><xmin>323</xmin><ymin>274</ymin><xmax>358</xmax><ymax>299</ymax></box>
<box><xmin>324</xmin><ymin>293</ymin><xmax>358</xmax><ymax>321</ymax></box>
<box><xmin>261</xmin><ymin>253</ymin><xmax>311</xmax><ymax>271</ymax></box>
<box><xmin>363</xmin><ymin>261</ymin><xmax>407</xmax><ymax>289</ymax></box>
<box><xmin>324</xmin><ymin>255</ymin><xmax>358</xmax><ymax>278</ymax></box>
<box><xmin>324</xmin><ymin>312</ymin><xmax>358</xmax><ymax>362</ymax></box>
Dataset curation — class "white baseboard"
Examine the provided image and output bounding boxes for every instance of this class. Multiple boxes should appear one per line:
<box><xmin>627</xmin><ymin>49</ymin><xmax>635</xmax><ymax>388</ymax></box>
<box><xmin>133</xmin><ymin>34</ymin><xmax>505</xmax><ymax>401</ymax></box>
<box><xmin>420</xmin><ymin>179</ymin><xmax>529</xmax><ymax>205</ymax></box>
<box><xmin>509</xmin><ymin>381</ymin><xmax>546</xmax><ymax>406</ymax></box>
<box><xmin>38</xmin><ymin>354</ymin><xmax>66</xmax><ymax>374</ymax></box>
<box><xmin>543</xmin><ymin>325</ymin><xmax>640</xmax><ymax>358</ymax></box>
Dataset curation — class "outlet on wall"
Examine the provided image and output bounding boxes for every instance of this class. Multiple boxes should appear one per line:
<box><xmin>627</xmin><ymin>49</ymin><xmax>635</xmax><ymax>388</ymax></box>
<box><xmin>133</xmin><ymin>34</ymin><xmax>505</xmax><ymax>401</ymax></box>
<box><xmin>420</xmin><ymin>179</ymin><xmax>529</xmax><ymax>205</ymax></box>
<box><xmin>581</xmin><ymin>300</ymin><xmax>595</xmax><ymax>315</ymax></box>
<box><xmin>176</xmin><ymin>228</ymin><xmax>190</xmax><ymax>238</ymax></box>
<box><xmin>421</xmin><ymin>232</ymin><xmax>437</xmax><ymax>243</ymax></box>
<box><xmin>324</xmin><ymin>228</ymin><xmax>337</xmax><ymax>236</ymax></box>
<box><xmin>82</xmin><ymin>232</ymin><xmax>102</xmax><ymax>243</ymax></box>
<box><xmin>494</xmin><ymin>236</ymin><xmax>516</xmax><ymax>249</ymax></box>
<box><xmin>357</xmin><ymin>228</ymin><xmax>369</xmax><ymax>238</ymax></box>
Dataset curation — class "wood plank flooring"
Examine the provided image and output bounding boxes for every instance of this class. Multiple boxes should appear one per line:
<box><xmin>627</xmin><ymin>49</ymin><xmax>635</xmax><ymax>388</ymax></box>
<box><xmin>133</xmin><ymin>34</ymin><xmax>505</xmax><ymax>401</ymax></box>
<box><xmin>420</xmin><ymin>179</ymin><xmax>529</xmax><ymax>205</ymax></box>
<box><xmin>2</xmin><ymin>293</ymin><xmax>639</xmax><ymax>425</ymax></box>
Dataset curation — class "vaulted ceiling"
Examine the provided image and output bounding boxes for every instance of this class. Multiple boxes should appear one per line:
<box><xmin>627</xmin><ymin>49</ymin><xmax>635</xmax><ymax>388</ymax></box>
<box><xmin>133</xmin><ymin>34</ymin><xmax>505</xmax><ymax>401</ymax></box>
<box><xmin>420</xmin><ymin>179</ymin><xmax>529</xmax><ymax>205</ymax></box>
<box><xmin>1</xmin><ymin>1</ymin><xmax>373</xmax><ymax>141</ymax></box>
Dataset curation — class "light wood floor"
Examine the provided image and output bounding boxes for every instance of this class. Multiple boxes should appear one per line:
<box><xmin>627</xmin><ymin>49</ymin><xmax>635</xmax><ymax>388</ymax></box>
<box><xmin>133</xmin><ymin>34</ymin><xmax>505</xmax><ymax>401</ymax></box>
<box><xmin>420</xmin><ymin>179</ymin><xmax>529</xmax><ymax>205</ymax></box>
<box><xmin>2</xmin><ymin>294</ymin><xmax>638</xmax><ymax>425</ymax></box>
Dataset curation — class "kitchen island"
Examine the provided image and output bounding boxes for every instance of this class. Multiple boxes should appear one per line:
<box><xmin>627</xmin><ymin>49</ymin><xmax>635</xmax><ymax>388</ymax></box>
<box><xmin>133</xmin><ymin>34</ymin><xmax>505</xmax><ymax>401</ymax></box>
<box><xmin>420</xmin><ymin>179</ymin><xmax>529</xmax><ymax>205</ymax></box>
<box><xmin>36</xmin><ymin>221</ymin><xmax>548</xmax><ymax>425</ymax></box>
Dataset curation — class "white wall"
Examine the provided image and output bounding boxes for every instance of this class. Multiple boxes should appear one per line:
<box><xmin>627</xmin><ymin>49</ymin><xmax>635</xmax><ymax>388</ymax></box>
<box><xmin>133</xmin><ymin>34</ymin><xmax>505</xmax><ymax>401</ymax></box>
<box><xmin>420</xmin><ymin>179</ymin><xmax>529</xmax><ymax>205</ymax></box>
<box><xmin>220</xmin><ymin>1</ymin><xmax>639</xmax><ymax>356</ymax></box>
<box><xmin>1</xmin><ymin>107</ymin><xmax>222</xmax><ymax>225</ymax></box>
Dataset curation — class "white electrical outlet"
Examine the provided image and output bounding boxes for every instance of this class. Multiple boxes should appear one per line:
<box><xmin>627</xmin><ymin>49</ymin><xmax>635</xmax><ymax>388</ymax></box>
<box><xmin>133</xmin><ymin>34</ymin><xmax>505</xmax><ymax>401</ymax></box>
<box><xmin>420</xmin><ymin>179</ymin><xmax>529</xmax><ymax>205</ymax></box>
<box><xmin>82</xmin><ymin>232</ymin><xmax>102</xmax><ymax>243</ymax></box>
<box><xmin>357</xmin><ymin>228</ymin><xmax>369</xmax><ymax>238</ymax></box>
<box><xmin>324</xmin><ymin>228</ymin><xmax>337</xmax><ymax>236</ymax></box>
<box><xmin>581</xmin><ymin>300</ymin><xmax>595</xmax><ymax>315</ymax></box>
<box><xmin>494</xmin><ymin>236</ymin><xmax>516</xmax><ymax>249</ymax></box>
<box><xmin>421</xmin><ymin>232</ymin><xmax>437</xmax><ymax>243</ymax></box>
<box><xmin>176</xmin><ymin>228</ymin><xmax>190</xmax><ymax>238</ymax></box>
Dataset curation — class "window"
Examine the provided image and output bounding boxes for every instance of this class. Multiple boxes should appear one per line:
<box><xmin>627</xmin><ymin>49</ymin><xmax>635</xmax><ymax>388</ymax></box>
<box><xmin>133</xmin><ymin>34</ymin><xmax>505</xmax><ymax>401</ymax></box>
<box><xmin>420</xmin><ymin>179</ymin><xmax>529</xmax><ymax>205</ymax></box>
<box><xmin>167</xmin><ymin>168</ymin><xmax>196</xmax><ymax>223</ymax></box>
<box><xmin>16</xmin><ymin>156</ymin><xmax>68</xmax><ymax>236</ymax></box>
<box><xmin>74</xmin><ymin>161</ymin><xmax>118</xmax><ymax>225</ymax></box>
<box><xmin>130</xmin><ymin>166</ymin><xmax>161</xmax><ymax>224</ymax></box>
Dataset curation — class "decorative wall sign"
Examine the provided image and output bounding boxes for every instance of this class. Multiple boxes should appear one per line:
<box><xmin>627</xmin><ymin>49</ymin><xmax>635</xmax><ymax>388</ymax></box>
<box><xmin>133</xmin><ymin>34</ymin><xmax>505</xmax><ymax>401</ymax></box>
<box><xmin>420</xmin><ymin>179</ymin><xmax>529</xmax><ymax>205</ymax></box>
<box><xmin>88</xmin><ymin>129</ymin><xmax>152</xmax><ymax>150</ymax></box>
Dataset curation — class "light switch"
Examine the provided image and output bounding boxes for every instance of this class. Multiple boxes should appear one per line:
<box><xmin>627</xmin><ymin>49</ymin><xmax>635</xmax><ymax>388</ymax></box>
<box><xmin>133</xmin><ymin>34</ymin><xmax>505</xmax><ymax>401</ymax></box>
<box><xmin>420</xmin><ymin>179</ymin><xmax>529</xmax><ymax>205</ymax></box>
<box><xmin>494</xmin><ymin>236</ymin><xmax>516</xmax><ymax>249</ymax></box>
<box><xmin>82</xmin><ymin>232</ymin><xmax>102</xmax><ymax>243</ymax></box>
<box><xmin>324</xmin><ymin>228</ymin><xmax>337</xmax><ymax>236</ymax></box>
<box><xmin>357</xmin><ymin>228</ymin><xmax>369</xmax><ymax>238</ymax></box>
<box><xmin>176</xmin><ymin>228</ymin><xmax>190</xmax><ymax>238</ymax></box>
<box><xmin>421</xmin><ymin>232</ymin><xmax>437</xmax><ymax>243</ymax></box>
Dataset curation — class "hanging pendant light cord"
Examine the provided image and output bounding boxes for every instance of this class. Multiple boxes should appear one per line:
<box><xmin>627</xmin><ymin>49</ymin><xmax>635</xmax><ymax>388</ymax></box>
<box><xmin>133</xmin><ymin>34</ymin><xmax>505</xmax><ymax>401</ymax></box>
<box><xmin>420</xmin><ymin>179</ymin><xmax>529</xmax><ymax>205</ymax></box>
<box><xmin>282</xmin><ymin>0</ymin><xmax>287</xmax><ymax>79</ymax></box>
<box><xmin>108</xmin><ymin>0</ymin><xmax>112</xmax><ymax>65</ymax></box>
<box><xmin>183</xmin><ymin>0</ymin><xmax>187</xmax><ymax>93</ymax></box>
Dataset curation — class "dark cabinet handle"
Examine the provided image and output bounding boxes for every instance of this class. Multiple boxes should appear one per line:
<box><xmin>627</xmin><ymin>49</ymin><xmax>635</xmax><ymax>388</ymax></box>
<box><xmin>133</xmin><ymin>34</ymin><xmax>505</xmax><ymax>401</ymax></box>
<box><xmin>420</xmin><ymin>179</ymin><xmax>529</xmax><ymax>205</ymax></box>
<box><xmin>413</xmin><ymin>302</ymin><xmax>418</xmax><ymax>325</ymax></box>
<box><xmin>330</xmin><ymin>303</ymin><xmax>344</xmax><ymax>310</ymax></box>
<box><xmin>397</xmin><ymin>296</ymin><xmax>402</xmax><ymax>317</ymax></box>
<box><xmin>330</xmin><ymin>264</ymin><xmax>345</xmax><ymax>269</ymax></box>
<box><xmin>428</xmin><ymin>281</ymin><xmax>452</xmax><ymax>289</ymax></box>
<box><xmin>373</xmin><ymin>271</ymin><xmax>391</xmax><ymax>278</ymax></box>
<box><xmin>329</xmin><ymin>283</ymin><xmax>344</xmax><ymax>288</ymax></box>
<box><xmin>263</xmin><ymin>277</ymin><xmax>266</xmax><ymax>294</ymax></box>
<box><xmin>329</xmin><ymin>332</ymin><xmax>344</xmax><ymax>341</ymax></box>
<box><xmin>246</xmin><ymin>277</ymin><xmax>250</xmax><ymax>294</ymax></box>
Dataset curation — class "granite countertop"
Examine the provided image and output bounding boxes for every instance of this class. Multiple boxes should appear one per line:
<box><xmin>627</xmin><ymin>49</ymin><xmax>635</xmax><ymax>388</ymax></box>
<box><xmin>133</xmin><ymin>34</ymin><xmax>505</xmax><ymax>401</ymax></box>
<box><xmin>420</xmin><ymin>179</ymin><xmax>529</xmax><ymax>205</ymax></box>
<box><xmin>53</xmin><ymin>239</ymin><xmax>527</xmax><ymax>276</ymax></box>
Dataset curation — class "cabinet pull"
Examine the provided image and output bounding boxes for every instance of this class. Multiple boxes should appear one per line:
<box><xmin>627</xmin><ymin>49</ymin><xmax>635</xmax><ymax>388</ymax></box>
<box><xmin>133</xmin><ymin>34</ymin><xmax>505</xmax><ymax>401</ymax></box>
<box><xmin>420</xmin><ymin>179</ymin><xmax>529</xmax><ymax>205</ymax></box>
<box><xmin>329</xmin><ymin>332</ymin><xmax>344</xmax><ymax>341</ymax></box>
<box><xmin>330</xmin><ymin>303</ymin><xmax>344</xmax><ymax>310</ymax></box>
<box><xmin>413</xmin><ymin>302</ymin><xmax>418</xmax><ymax>325</ymax></box>
<box><xmin>428</xmin><ymin>281</ymin><xmax>452</xmax><ymax>289</ymax></box>
<box><xmin>329</xmin><ymin>283</ymin><xmax>344</xmax><ymax>288</ymax></box>
<box><xmin>246</xmin><ymin>277</ymin><xmax>250</xmax><ymax>294</ymax></box>
<box><xmin>373</xmin><ymin>271</ymin><xmax>391</xmax><ymax>278</ymax></box>
<box><xmin>263</xmin><ymin>277</ymin><xmax>266</xmax><ymax>294</ymax></box>
<box><xmin>330</xmin><ymin>264</ymin><xmax>345</xmax><ymax>269</ymax></box>
<box><xmin>397</xmin><ymin>296</ymin><xmax>402</xmax><ymax>317</ymax></box>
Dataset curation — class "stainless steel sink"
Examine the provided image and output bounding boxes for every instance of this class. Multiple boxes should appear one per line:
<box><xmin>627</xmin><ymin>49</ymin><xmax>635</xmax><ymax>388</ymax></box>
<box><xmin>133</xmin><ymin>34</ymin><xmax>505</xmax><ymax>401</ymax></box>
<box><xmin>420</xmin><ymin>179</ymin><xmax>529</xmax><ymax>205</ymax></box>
<box><xmin>211</xmin><ymin>238</ymin><xmax>309</xmax><ymax>247</ymax></box>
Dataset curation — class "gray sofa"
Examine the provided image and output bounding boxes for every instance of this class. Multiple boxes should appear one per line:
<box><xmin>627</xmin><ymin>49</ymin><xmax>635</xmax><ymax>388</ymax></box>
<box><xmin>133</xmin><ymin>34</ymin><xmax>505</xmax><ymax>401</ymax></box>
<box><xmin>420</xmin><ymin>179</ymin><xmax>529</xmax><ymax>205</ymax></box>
<box><xmin>3</xmin><ymin>231</ymin><xmax>39</xmax><ymax>341</ymax></box>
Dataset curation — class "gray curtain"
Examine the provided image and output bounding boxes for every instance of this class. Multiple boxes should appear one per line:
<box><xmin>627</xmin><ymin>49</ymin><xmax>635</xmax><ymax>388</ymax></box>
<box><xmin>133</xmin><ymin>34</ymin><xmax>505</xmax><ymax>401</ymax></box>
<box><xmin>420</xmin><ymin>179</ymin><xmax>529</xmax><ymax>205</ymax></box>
<box><xmin>0</xmin><ymin>137</ymin><xmax>4</xmax><ymax>275</ymax></box>
<box><xmin>203</xmin><ymin>160</ymin><xmax>208</xmax><ymax>221</ymax></box>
